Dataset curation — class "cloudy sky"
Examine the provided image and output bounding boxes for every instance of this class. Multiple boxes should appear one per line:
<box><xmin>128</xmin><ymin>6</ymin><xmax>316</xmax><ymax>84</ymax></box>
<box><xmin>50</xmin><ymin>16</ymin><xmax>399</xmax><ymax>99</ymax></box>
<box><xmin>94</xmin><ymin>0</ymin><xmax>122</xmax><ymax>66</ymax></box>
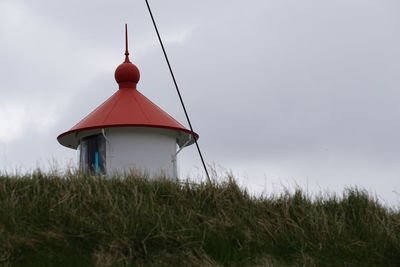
<box><xmin>1</xmin><ymin>0</ymin><xmax>400</xmax><ymax>206</ymax></box>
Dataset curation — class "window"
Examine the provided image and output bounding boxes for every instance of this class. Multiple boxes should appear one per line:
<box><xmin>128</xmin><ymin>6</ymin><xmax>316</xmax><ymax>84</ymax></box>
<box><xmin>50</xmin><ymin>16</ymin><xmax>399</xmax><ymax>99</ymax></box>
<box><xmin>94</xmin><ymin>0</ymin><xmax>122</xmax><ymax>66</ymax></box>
<box><xmin>79</xmin><ymin>134</ymin><xmax>106</xmax><ymax>174</ymax></box>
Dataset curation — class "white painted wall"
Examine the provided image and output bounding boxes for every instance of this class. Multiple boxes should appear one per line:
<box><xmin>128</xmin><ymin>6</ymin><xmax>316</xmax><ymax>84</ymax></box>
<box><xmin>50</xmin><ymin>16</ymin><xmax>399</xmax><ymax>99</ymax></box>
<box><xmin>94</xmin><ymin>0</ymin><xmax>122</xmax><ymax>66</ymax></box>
<box><xmin>104</xmin><ymin>127</ymin><xmax>178</xmax><ymax>179</ymax></box>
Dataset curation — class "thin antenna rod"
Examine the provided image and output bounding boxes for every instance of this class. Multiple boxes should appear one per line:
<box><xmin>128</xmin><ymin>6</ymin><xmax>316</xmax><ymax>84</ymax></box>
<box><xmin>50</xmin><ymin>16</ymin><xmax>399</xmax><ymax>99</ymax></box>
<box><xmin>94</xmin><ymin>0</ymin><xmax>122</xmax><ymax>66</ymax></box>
<box><xmin>144</xmin><ymin>0</ymin><xmax>211</xmax><ymax>183</ymax></box>
<box><xmin>124</xmin><ymin>24</ymin><xmax>130</xmax><ymax>62</ymax></box>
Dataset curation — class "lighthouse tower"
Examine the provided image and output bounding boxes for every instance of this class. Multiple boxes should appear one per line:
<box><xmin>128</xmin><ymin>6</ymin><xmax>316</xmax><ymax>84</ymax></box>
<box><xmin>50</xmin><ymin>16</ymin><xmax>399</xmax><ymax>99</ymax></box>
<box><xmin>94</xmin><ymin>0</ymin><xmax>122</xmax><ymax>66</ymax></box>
<box><xmin>57</xmin><ymin>26</ymin><xmax>198</xmax><ymax>179</ymax></box>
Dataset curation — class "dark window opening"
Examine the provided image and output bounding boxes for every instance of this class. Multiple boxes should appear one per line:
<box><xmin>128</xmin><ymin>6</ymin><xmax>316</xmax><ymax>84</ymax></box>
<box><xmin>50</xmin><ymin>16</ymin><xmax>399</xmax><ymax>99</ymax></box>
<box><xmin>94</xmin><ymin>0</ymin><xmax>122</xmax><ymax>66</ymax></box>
<box><xmin>79</xmin><ymin>134</ymin><xmax>106</xmax><ymax>174</ymax></box>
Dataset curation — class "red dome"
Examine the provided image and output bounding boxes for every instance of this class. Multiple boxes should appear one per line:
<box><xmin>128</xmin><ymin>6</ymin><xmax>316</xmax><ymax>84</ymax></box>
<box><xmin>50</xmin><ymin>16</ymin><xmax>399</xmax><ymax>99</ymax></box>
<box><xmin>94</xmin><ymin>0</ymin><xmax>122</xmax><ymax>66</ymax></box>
<box><xmin>114</xmin><ymin>61</ymin><xmax>140</xmax><ymax>86</ymax></box>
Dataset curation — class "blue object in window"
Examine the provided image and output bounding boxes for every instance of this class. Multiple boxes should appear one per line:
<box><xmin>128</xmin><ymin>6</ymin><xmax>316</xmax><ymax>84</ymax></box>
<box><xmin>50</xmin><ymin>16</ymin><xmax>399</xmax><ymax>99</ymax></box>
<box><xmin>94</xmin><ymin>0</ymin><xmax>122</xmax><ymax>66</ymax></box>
<box><xmin>95</xmin><ymin>152</ymin><xmax>99</xmax><ymax>176</ymax></box>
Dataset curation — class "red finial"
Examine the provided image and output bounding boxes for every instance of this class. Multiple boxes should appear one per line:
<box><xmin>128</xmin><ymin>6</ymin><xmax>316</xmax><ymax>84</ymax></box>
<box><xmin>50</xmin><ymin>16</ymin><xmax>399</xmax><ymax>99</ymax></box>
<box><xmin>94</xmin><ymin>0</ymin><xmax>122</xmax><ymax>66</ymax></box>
<box><xmin>124</xmin><ymin>23</ymin><xmax>130</xmax><ymax>63</ymax></box>
<box><xmin>115</xmin><ymin>24</ymin><xmax>140</xmax><ymax>88</ymax></box>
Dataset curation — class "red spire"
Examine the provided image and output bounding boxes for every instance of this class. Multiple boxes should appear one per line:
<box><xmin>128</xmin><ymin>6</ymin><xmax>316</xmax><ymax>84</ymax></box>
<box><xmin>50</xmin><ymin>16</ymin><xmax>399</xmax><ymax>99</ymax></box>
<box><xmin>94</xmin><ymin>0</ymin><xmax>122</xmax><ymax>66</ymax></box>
<box><xmin>115</xmin><ymin>24</ymin><xmax>140</xmax><ymax>88</ymax></box>
<box><xmin>124</xmin><ymin>23</ymin><xmax>130</xmax><ymax>63</ymax></box>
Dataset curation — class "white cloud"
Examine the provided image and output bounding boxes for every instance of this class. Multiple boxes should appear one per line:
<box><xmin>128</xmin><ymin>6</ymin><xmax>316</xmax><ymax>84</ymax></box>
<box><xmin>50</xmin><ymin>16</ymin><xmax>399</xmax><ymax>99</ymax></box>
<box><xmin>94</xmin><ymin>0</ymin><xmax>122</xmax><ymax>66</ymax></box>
<box><xmin>0</xmin><ymin>1</ymin><xmax>27</xmax><ymax>30</ymax></box>
<box><xmin>0</xmin><ymin>99</ymin><xmax>59</xmax><ymax>143</ymax></box>
<box><xmin>0</xmin><ymin>100</ymin><xmax>26</xmax><ymax>142</ymax></box>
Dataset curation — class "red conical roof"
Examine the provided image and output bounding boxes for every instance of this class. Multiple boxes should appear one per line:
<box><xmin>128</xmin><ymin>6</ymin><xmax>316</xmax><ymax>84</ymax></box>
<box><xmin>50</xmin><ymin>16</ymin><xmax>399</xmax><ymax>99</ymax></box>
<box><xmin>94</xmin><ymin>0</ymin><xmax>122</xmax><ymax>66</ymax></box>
<box><xmin>57</xmin><ymin>25</ymin><xmax>198</xmax><ymax>149</ymax></box>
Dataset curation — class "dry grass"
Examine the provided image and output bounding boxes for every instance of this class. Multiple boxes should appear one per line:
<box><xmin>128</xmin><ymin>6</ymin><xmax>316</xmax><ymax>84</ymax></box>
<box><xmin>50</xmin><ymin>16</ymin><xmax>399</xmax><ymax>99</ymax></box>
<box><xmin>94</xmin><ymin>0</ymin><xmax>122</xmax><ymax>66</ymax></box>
<box><xmin>0</xmin><ymin>170</ymin><xmax>399</xmax><ymax>266</ymax></box>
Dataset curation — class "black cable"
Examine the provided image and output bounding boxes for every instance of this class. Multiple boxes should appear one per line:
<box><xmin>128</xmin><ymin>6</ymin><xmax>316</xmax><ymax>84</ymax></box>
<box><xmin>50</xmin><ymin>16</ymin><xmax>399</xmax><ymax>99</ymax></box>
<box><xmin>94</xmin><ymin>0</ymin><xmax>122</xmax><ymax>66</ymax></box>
<box><xmin>144</xmin><ymin>0</ymin><xmax>211</xmax><ymax>183</ymax></box>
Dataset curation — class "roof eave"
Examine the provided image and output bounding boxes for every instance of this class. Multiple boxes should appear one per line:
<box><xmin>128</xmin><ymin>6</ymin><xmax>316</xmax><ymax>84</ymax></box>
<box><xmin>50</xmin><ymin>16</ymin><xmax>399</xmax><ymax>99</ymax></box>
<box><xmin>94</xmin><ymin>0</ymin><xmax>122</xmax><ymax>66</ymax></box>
<box><xmin>57</xmin><ymin>124</ymin><xmax>199</xmax><ymax>149</ymax></box>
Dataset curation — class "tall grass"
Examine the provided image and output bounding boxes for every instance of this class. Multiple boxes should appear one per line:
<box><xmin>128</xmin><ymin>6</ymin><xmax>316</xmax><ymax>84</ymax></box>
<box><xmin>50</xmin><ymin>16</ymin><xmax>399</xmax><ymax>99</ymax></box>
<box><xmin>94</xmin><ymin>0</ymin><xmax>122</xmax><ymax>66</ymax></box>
<box><xmin>0</xmin><ymin>171</ymin><xmax>399</xmax><ymax>266</ymax></box>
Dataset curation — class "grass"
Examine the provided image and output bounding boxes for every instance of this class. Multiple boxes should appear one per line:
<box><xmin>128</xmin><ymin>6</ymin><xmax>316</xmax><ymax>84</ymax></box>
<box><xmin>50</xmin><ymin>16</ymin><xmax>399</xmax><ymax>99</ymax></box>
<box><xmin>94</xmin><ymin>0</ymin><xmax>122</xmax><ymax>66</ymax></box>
<box><xmin>0</xmin><ymin>170</ymin><xmax>399</xmax><ymax>266</ymax></box>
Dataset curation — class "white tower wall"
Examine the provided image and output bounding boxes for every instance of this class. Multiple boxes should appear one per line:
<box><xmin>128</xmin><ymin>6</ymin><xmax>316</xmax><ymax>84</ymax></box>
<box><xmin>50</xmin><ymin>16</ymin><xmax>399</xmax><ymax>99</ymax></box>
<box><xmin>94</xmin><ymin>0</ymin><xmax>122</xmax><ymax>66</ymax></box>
<box><xmin>104</xmin><ymin>127</ymin><xmax>178</xmax><ymax>179</ymax></box>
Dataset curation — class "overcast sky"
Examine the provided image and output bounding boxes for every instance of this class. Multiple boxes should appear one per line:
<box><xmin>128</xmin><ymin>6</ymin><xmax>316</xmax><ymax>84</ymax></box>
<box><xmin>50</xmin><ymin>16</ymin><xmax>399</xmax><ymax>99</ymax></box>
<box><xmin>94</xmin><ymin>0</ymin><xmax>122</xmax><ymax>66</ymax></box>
<box><xmin>1</xmin><ymin>0</ymin><xmax>400</xmax><ymax>206</ymax></box>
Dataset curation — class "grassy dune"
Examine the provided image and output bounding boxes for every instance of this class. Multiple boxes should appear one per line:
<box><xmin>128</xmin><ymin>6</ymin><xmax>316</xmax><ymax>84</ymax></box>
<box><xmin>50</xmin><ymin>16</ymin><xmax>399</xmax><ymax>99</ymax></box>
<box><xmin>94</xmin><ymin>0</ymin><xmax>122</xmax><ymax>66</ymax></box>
<box><xmin>0</xmin><ymin>171</ymin><xmax>399</xmax><ymax>266</ymax></box>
